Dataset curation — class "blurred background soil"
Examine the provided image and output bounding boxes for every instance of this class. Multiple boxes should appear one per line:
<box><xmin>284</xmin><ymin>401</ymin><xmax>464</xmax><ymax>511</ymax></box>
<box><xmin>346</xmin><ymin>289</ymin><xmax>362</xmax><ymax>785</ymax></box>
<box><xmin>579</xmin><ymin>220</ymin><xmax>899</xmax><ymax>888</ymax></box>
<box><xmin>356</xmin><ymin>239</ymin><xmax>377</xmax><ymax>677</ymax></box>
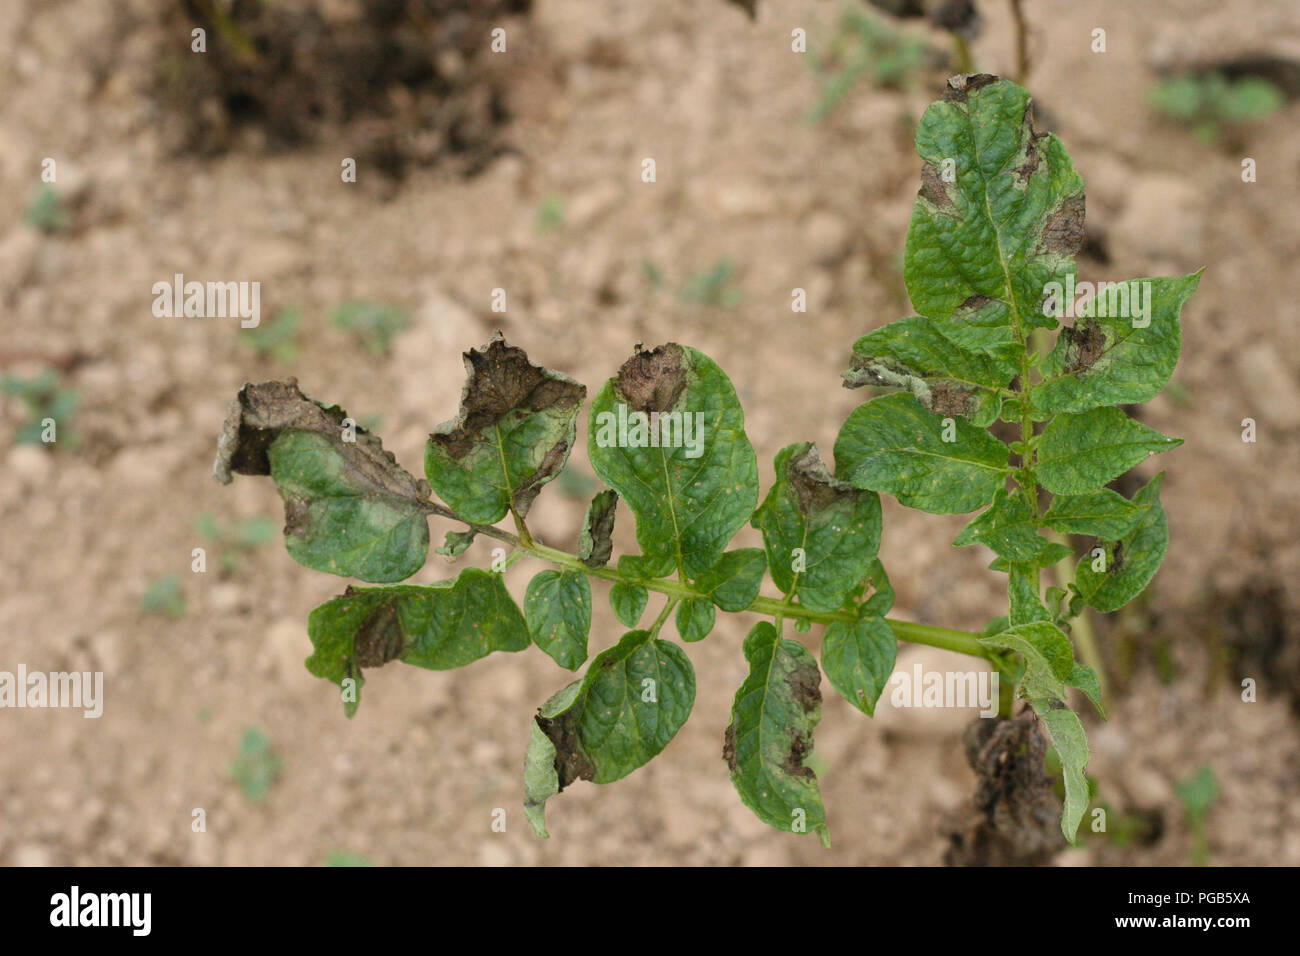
<box><xmin>1</xmin><ymin>0</ymin><xmax>1297</xmax><ymax>865</ymax></box>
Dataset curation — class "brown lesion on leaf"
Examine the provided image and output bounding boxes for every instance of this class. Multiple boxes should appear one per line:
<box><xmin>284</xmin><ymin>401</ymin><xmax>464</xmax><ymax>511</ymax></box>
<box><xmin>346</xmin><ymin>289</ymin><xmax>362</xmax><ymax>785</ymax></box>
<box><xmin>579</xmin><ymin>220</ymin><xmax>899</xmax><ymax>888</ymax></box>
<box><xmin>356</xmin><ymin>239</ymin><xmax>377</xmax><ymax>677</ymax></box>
<box><xmin>429</xmin><ymin>332</ymin><xmax>586</xmax><ymax>461</ymax></box>
<box><xmin>928</xmin><ymin>381</ymin><xmax>977</xmax><ymax>418</ymax></box>
<box><xmin>942</xmin><ymin>710</ymin><xmax>1068</xmax><ymax>866</ymax></box>
<box><xmin>212</xmin><ymin>378</ymin><xmax>425</xmax><ymax>503</ymax></box>
<box><xmin>352</xmin><ymin>599</ymin><xmax>406</xmax><ymax>668</ymax></box>
<box><xmin>1061</xmin><ymin>318</ymin><xmax>1107</xmax><ymax>374</ymax></box>
<box><xmin>579</xmin><ymin>489</ymin><xmax>618</xmax><ymax>568</ymax></box>
<box><xmin>537</xmin><ymin>711</ymin><xmax>597</xmax><ymax>789</ymax></box>
<box><xmin>782</xmin><ymin>728</ymin><xmax>816</xmax><ymax>780</ymax></box>
<box><xmin>787</xmin><ymin>443</ymin><xmax>864</xmax><ymax>515</ymax></box>
<box><xmin>512</xmin><ymin>439</ymin><xmax>571</xmax><ymax>517</ymax></box>
<box><xmin>919</xmin><ymin>161</ymin><xmax>955</xmax><ymax>209</ymax></box>
<box><xmin>723</xmin><ymin>722</ymin><xmax>739</xmax><ymax>774</ymax></box>
<box><xmin>958</xmin><ymin>293</ymin><xmax>994</xmax><ymax>316</ymax></box>
<box><xmin>1042</xmin><ymin>194</ymin><xmax>1086</xmax><ymax>255</ymax></box>
<box><xmin>616</xmin><ymin>343</ymin><xmax>687</xmax><ymax>414</ymax></box>
<box><xmin>941</xmin><ymin>72</ymin><xmax>998</xmax><ymax>103</ymax></box>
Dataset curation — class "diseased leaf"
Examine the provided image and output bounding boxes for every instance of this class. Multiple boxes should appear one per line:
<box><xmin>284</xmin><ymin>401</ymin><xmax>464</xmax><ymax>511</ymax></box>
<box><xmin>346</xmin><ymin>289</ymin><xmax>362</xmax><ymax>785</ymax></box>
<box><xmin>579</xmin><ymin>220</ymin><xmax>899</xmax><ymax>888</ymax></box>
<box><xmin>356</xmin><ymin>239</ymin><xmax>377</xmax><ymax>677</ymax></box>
<box><xmin>588</xmin><ymin>344</ymin><xmax>759</xmax><ymax>578</ymax></box>
<box><xmin>1030</xmin><ymin>698</ymin><xmax>1090</xmax><ymax>843</ymax></box>
<box><xmin>724</xmin><ymin>622</ymin><xmax>830</xmax><ymax>845</ymax></box>
<box><xmin>753</xmin><ymin>442</ymin><xmax>882</xmax><ymax>612</ymax></box>
<box><xmin>979</xmin><ymin>621</ymin><xmax>1072</xmax><ymax>701</ymax></box>
<box><xmin>954</xmin><ymin>487</ymin><xmax>1054</xmax><ymax>562</ymax></box>
<box><xmin>1037</xmin><ymin>407</ymin><xmax>1180</xmax><ymax>495</ymax></box>
<box><xmin>1073</xmin><ymin>473</ymin><xmax>1168</xmax><ymax>612</ymax></box>
<box><xmin>609</xmin><ymin>582</ymin><xmax>648</xmax><ymax>628</ymax></box>
<box><xmin>523</xmin><ymin>631</ymin><xmax>695</xmax><ymax>836</ymax></box>
<box><xmin>1042</xmin><ymin>488</ymin><xmax>1148</xmax><ymax>540</ymax></box>
<box><xmin>822</xmin><ymin>612</ymin><xmax>896</xmax><ymax>716</ymax></box>
<box><xmin>213</xmin><ymin>380</ymin><xmax>431</xmax><ymax>583</ymax></box>
<box><xmin>844</xmin><ymin>315</ymin><xmax>1015</xmax><ymax>426</ymax></box>
<box><xmin>578</xmin><ymin>489</ymin><xmax>618</xmax><ymax>568</ymax></box>
<box><xmin>306</xmin><ymin>568</ymin><xmax>529</xmax><ymax>716</ymax></box>
<box><xmin>834</xmin><ymin>393</ymin><xmax>1010</xmax><ymax>514</ymax></box>
<box><xmin>524</xmin><ymin>570</ymin><xmax>592</xmax><ymax>670</ymax></box>
<box><xmin>1032</xmin><ymin>271</ymin><xmax>1202</xmax><ymax>414</ymax></box>
<box><xmin>425</xmin><ymin>333</ymin><xmax>586</xmax><ymax>524</ymax></box>
<box><xmin>675</xmin><ymin>599</ymin><xmax>716</xmax><ymax>643</ymax></box>
<box><xmin>905</xmin><ymin>74</ymin><xmax>1085</xmax><ymax>360</ymax></box>
<box><xmin>693</xmin><ymin>548</ymin><xmax>767</xmax><ymax>613</ymax></box>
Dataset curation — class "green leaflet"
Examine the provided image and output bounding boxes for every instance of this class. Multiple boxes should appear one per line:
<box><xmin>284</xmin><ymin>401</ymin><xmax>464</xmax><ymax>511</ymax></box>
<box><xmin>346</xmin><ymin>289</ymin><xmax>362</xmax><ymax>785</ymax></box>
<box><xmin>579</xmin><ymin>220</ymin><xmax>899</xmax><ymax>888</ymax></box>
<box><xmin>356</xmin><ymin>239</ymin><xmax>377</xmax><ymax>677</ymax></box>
<box><xmin>1030</xmin><ymin>698</ymin><xmax>1091</xmax><ymax>843</ymax></box>
<box><xmin>905</xmin><ymin>74</ymin><xmax>1085</xmax><ymax>359</ymax></box>
<box><xmin>988</xmin><ymin>541</ymin><xmax>1073</xmax><ymax>573</ymax></box>
<box><xmin>1032</xmin><ymin>271</ymin><xmax>1202</xmax><ymax>414</ymax></box>
<box><xmin>822</xmin><ymin>613</ymin><xmax>896</xmax><ymax>716</ymax></box>
<box><xmin>954</xmin><ymin>487</ymin><xmax>1053</xmax><ymax>562</ymax></box>
<box><xmin>834</xmin><ymin>392</ymin><xmax>1010</xmax><ymax>514</ymax></box>
<box><xmin>844</xmin><ymin>315</ymin><xmax>1015</xmax><ymax>426</ymax></box>
<box><xmin>724</xmin><ymin>622</ymin><xmax>830</xmax><ymax>846</ymax></box>
<box><xmin>306</xmin><ymin>568</ymin><xmax>529</xmax><ymax>717</ymax></box>
<box><xmin>578</xmin><ymin>489</ymin><xmax>618</xmax><ymax>568</ymax></box>
<box><xmin>425</xmin><ymin>334</ymin><xmax>586</xmax><ymax>524</ymax></box>
<box><xmin>524</xmin><ymin>570</ymin><xmax>592</xmax><ymax>670</ymax></box>
<box><xmin>692</xmin><ymin>548</ymin><xmax>767</xmax><ymax>613</ymax></box>
<box><xmin>587</xmin><ymin>344</ymin><xmax>759</xmax><ymax>578</ymax></box>
<box><xmin>1073</xmin><ymin>473</ymin><xmax>1169</xmax><ymax>612</ymax></box>
<box><xmin>979</xmin><ymin>621</ymin><xmax>1072</xmax><ymax>701</ymax></box>
<box><xmin>523</xmin><ymin>630</ymin><xmax>696</xmax><ymax>836</ymax></box>
<box><xmin>1042</xmin><ymin>488</ymin><xmax>1148</xmax><ymax>539</ymax></box>
<box><xmin>752</xmin><ymin>443</ymin><xmax>882</xmax><ymax>612</ymax></box>
<box><xmin>1007</xmin><ymin>565</ymin><xmax>1051</xmax><ymax>625</ymax></box>
<box><xmin>1036</xmin><ymin>406</ymin><xmax>1181</xmax><ymax>495</ymax></box>
<box><xmin>213</xmin><ymin>380</ymin><xmax>430</xmax><ymax>584</ymax></box>
<box><xmin>435</xmin><ymin>529</ymin><xmax>476</xmax><ymax>558</ymax></box>
<box><xmin>675</xmin><ymin>599</ymin><xmax>716</xmax><ymax>643</ymax></box>
<box><xmin>609</xmin><ymin>582</ymin><xmax>648</xmax><ymax>628</ymax></box>
<box><xmin>1068</xmin><ymin>663</ymin><xmax>1106</xmax><ymax>719</ymax></box>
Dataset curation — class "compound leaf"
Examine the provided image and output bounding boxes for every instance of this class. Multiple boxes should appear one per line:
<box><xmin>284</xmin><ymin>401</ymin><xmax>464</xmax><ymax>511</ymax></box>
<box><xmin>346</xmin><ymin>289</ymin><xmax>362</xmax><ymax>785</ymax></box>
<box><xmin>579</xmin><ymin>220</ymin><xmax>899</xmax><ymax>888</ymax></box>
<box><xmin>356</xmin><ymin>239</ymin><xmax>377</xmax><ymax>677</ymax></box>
<box><xmin>588</xmin><ymin>344</ymin><xmax>759</xmax><ymax>578</ymax></box>
<box><xmin>524</xmin><ymin>570</ymin><xmax>592</xmax><ymax>670</ymax></box>
<box><xmin>1037</xmin><ymin>407</ymin><xmax>1180</xmax><ymax>495</ymax></box>
<box><xmin>753</xmin><ymin>442</ymin><xmax>882</xmax><ymax>612</ymax></box>
<box><xmin>425</xmin><ymin>334</ymin><xmax>585</xmax><ymax>524</ymax></box>
<box><xmin>724</xmin><ymin>622</ymin><xmax>830</xmax><ymax>845</ymax></box>
<box><xmin>834</xmin><ymin>392</ymin><xmax>1010</xmax><ymax>514</ymax></box>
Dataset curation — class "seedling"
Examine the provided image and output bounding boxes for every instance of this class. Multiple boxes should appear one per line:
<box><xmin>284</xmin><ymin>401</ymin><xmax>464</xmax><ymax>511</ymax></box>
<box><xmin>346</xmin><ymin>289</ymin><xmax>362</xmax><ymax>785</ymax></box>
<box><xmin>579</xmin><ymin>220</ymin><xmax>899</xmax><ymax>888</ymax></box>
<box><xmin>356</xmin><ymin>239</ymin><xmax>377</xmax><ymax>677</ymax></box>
<box><xmin>215</xmin><ymin>76</ymin><xmax>1199</xmax><ymax>848</ymax></box>
<box><xmin>24</xmin><ymin>185</ymin><xmax>70</xmax><ymax>234</ymax></box>
<box><xmin>230</xmin><ymin>727</ymin><xmax>282</xmax><ymax>802</ymax></box>
<box><xmin>536</xmin><ymin>195</ymin><xmax>566</xmax><ymax>233</ymax></box>
<box><xmin>679</xmin><ymin>257</ymin><xmax>742</xmax><ymax>307</ymax></box>
<box><xmin>808</xmin><ymin>9</ymin><xmax>927</xmax><ymax>120</ymax></box>
<box><xmin>1174</xmin><ymin>764</ymin><xmax>1218</xmax><ymax>866</ymax></box>
<box><xmin>1149</xmin><ymin>72</ymin><xmax>1284</xmax><ymax>145</ymax></box>
<box><xmin>330</xmin><ymin>300</ymin><xmax>410</xmax><ymax>356</ymax></box>
<box><xmin>195</xmin><ymin>512</ymin><xmax>278</xmax><ymax>572</ymax></box>
<box><xmin>141</xmin><ymin>573</ymin><xmax>186</xmax><ymax>618</ymax></box>
<box><xmin>1</xmin><ymin>371</ymin><xmax>79</xmax><ymax>447</ymax></box>
<box><xmin>241</xmin><ymin>306</ymin><xmax>301</xmax><ymax>362</ymax></box>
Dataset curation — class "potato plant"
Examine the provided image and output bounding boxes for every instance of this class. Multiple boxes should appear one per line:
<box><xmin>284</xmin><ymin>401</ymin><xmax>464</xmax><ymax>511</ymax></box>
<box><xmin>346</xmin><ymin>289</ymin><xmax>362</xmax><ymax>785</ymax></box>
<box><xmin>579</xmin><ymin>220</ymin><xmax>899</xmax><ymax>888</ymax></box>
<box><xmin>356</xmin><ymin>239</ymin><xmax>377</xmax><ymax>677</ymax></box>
<box><xmin>215</xmin><ymin>76</ymin><xmax>1199</xmax><ymax>848</ymax></box>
